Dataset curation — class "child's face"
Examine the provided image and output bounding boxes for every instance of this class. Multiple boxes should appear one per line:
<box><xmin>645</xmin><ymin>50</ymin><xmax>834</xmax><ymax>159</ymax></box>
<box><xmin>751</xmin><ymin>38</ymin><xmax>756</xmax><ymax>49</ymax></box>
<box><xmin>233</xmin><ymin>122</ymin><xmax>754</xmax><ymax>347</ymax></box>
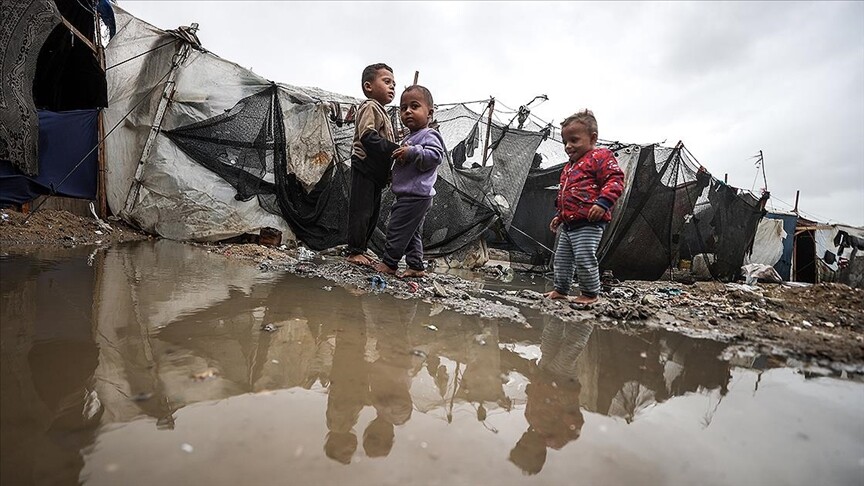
<box><xmin>561</xmin><ymin>122</ymin><xmax>598</xmax><ymax>163</ymax></box>
<box><xmin>364</xmin><ymin>69</ymin><xmax>396</xmax><ymax>105</ymax></box>
<box><xmin>399</xmin><ymin>90</ymin><xmax>432</xmax><ymax>131</ymax></box>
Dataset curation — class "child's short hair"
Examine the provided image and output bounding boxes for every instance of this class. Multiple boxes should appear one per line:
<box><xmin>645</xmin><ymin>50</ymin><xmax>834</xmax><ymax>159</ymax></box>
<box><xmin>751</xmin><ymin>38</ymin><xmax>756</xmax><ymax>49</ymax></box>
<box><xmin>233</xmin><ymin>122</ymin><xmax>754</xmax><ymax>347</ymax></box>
<box><xmin>361</xmin><ymin>63</ymin><xmax>393</xmax><ymax>89</ymax></box>
<box><xmin>561</xmin><ymin>109</ymin><xmax>598</xmax><ymax>135</ymax></box>
<box><xmin>402</xmin><ymin>85</ymin><xmax>434</xmax><ymax>107</ymax></box>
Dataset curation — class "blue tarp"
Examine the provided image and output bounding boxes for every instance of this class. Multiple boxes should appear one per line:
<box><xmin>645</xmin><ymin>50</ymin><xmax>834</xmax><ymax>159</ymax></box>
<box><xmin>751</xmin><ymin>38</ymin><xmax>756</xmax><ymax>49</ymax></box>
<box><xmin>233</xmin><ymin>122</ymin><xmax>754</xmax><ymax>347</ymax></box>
<box><xmin>0</xmin><ymin>109</ymin><xmax>98</xmax><ymax>205</ymax></box>
<box><xmin>765</xmin><ymin>212</ymin><xmax>798</xmax><ymax>280</ymax></box>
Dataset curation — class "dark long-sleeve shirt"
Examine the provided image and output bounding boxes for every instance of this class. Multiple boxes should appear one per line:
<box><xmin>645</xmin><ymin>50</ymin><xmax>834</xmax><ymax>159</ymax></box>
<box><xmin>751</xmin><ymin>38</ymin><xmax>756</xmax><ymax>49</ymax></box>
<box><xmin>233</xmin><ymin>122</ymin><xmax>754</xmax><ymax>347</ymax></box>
<box><xmin>351</xmin><ymin>99</ymin><xmax>398</xmax><ymax>187</ymax></box>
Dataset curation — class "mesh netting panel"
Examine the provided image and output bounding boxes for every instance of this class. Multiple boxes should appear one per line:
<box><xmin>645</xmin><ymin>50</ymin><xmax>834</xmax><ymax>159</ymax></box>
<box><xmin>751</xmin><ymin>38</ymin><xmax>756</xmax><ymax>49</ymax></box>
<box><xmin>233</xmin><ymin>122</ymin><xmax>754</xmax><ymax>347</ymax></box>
<box><xmin>166</xmin><ymin>88</ymin><xmax>278</xmax><ymax>201</ymax></box>
<box><xmin>369</xmin><ymin>122</ymin><xmax>541</xmax><ymax>259</ymax></box>
<box><xmin>678</xmin><ymin>155</ymin><xmax>767</xmax><ymax>281</ymax></box>
<box><xmin>496</xmin><ymin>164</ymin><xmax>560</xmax><ymax>264</ymax></box>
<box><xmin>163</xmin><ymin>86</ymin><xmax>764</xmax><ymax>276</ymax></box>
<box><xmin>167</xmin><ymin>86</ymin><xmax>353</xmax><ymax>249</ymax></box>
<box><xmin>596</xmin><ymin>145</ymin><xmax>710</xmax><ymax>280</ymax></box>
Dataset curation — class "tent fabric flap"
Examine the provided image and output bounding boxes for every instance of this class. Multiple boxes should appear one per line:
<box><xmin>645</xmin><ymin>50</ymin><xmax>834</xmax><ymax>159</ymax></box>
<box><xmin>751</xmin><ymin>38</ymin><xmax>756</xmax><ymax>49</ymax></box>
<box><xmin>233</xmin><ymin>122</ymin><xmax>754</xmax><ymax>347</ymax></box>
<box><xmin>0</xmin><ymin>109</ymin><xmax>98</xmax><ymax>204</ymax></box>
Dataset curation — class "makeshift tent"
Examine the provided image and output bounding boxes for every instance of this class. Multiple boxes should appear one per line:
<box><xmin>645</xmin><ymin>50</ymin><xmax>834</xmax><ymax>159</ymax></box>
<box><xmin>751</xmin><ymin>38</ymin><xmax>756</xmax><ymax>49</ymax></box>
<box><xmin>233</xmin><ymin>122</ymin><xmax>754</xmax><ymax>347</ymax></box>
<box><xmin>507</xmin><ymin>141</ymin><xmax>767</xmax><ymax>281</ymax></box>
<box><xmin>103</xmin><ymin>7</ymin><xmax>770</xmax><ymax>278</ymax></box>
<box><xmin>104</xmin><ymin>8</ymin><xmax>549</xmax><ymax>253</ymax></box>
<box><xmin>793</xmin><ymin>220</ymin><xmax>864</xmax><ymax>288</ymax></box>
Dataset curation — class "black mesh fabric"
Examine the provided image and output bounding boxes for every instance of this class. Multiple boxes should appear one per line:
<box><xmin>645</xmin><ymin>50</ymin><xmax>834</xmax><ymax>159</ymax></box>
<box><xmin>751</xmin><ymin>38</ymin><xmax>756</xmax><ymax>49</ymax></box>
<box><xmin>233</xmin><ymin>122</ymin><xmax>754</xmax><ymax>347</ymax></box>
<box><xmin>370</xmin><ymin>124</ymin><xmax>543</xmax><ymax>258</ymax></box>
<box><xmin>164</xmin><ymin>86</ymin><xmax>763</xmax><ymax>278</ymax></box>
<box><xmin>679</xmin><ymin>177</ymin><xmax>768</xmax><ymax>280</ymax></box>
<box><xmin>166</xmin><ymin>85</ymin><xmax>352</xmax><ymax>249</ymax></box>
<box><xmin>597</xmin><ymin>143</ymin><xmax>765</xmax><ymax>281</ymax></box>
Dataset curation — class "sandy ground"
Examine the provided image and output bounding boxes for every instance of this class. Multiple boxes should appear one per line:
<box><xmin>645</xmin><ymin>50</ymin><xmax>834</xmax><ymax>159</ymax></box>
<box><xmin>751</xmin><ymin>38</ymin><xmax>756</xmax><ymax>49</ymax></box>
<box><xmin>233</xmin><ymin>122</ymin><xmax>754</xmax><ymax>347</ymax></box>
<box><xmin>2</xmin><ymin>208</ymin><xmax>862</xmax><ymax>373</ymax></box>
<box><xmin>0</xmin><ymin>208</ymin><xmax>151</xmax><ymax>247</ymax></box>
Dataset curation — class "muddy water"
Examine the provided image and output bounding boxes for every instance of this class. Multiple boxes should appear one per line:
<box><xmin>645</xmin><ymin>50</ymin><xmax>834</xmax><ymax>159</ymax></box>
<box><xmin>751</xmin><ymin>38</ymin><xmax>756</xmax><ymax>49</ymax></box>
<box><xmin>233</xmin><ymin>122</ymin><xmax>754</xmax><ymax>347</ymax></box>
<box><xmin>2</xmin><ymin>241</ymin><xmax>863</xmax><ymax>486</ymax></box>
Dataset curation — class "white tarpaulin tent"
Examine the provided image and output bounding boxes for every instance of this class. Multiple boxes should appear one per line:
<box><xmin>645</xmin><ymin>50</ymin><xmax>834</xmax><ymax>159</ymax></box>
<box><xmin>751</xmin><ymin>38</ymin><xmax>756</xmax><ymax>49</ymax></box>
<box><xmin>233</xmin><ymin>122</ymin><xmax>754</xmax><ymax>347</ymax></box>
<box><xmin>104</xmin><ymin>7</ymin><xmax>355</xmax><ymax>242</ymax></box>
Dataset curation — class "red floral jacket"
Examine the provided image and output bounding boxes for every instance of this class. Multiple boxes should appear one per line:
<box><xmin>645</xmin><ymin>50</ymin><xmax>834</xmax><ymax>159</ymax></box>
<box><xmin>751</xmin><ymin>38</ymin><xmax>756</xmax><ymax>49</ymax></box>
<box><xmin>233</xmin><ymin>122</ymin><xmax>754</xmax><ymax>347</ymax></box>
<box><xmin>555</xmin><ymin>147</ymin><xmax>625</xmax><ymax>224</ymax></box>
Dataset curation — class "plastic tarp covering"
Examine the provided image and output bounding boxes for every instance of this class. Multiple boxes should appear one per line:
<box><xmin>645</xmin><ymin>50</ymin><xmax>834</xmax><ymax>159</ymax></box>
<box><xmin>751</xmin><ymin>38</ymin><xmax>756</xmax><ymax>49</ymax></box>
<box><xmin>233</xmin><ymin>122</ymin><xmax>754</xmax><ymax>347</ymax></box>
<box><xmin>0</xmin><ymin>109</ymin><xmax>98</xmax><ymax>204</ymax></box>
<box><xmin>744</xmin><ymin>217</ymin><xmax>786</xmax><ymax>267</ymax></box>
<box><xmin>765</xmin><ymin>212</ymin><xmax>797</xmax><ymax>280</ymax></box>
<box><xmin>104</xmin><ymin>7</ymin><xmax>292</xmax><ymax>241</ymax></box>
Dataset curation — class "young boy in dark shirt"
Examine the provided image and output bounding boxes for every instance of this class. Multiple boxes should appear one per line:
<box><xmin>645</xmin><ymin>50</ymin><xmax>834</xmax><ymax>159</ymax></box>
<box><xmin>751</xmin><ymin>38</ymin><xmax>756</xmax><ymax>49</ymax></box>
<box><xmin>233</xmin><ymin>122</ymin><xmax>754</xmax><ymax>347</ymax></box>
<box><xmin>347</xmin><ymin>63</ymin><xmax>399</xmax><ymax>266</ymax></box>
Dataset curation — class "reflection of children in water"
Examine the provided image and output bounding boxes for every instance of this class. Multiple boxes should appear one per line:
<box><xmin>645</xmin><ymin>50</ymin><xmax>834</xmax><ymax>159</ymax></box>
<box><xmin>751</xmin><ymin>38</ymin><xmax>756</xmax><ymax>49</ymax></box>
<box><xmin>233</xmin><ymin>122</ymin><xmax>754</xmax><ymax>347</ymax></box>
<box><xmin>363</xmin><ymin>295</ymin><xmax>415</xmax><ymax>458</ymax></box>
<box><xmin>323</xmin><ymin>295</ymin><xmax>417</xmax><ymax>464</ymax></box>
<box><xmin>509</xmin><ymin>320</ymin><xmax>593</xmax><ymax>475</ymax></box>
<box><xmin>324</xmin><ymin>319</ymin><xmax>368</xmax><ymax>464</ymax></box>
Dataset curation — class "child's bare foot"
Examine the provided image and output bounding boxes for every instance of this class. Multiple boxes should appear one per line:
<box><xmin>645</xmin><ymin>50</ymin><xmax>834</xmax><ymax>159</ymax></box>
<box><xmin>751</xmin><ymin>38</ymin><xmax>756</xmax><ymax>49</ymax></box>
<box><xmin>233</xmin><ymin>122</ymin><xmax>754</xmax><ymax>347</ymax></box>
<box><xmin>402</xmin><ymin>268</ymin><xmax>427</xmax><ymax>278</ymax></box>
<box><xmin>571</xmin><ymin>295</ymin><xmax>598</xmax><ymax>304</ymax></box>
<box><xmin>372</xmin><ymin>262</ymin><xmax>397</xmax><ymax>275</ymax></box>
<box><xmin>347</xmin><ymin>254</ymin><xmax>374</xmax><ymax>266</ymax></box>
<box><xmin>570</xmin><ymin>295</ymin><xmax>599</xmax><ymax>309</ymax></box>
<box><xmin>544</xmin><ymin>290</ymin><xmax>569</xmax><ymax>300</ymax></box>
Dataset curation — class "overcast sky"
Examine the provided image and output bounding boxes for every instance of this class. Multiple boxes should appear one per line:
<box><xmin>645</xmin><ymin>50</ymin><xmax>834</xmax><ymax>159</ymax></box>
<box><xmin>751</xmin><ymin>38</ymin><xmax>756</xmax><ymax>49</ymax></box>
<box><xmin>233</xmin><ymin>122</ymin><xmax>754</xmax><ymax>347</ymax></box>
<box><xmin>121</xmin><ymin>1</ymin><xmax>864</xmax><ymax>226</ymax></box>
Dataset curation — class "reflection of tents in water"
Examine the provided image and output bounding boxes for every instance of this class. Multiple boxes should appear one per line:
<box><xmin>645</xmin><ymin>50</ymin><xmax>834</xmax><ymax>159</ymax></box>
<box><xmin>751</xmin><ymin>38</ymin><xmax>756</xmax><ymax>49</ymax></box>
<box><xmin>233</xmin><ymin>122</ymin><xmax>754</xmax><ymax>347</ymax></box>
<box><xmin>95</xmin><ymin>7</ymin><xmax>769</xmax><ymax>281</ymax></box>
<box><xmin>574</xmin><ymin>327</ymin><xmax>731</xmax><ymax>423</ymax></box>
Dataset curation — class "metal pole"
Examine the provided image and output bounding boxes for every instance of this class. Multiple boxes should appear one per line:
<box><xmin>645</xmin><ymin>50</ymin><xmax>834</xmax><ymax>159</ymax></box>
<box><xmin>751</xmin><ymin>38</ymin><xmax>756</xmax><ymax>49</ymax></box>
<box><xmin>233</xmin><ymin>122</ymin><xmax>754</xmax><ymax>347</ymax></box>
<box><xmin>793</xmin><ymin>190</ymin><xmax>800</xmax><ymax>214</ymax></box>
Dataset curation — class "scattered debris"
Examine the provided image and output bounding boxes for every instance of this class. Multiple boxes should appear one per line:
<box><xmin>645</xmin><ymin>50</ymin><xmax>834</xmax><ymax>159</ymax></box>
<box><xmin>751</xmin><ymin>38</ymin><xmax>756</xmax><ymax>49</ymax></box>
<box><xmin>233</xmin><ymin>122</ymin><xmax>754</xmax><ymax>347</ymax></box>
<box><xmin>433</xmin><ymin>280</ymin><xmax>449</xmax><ymax>298</ymax></box>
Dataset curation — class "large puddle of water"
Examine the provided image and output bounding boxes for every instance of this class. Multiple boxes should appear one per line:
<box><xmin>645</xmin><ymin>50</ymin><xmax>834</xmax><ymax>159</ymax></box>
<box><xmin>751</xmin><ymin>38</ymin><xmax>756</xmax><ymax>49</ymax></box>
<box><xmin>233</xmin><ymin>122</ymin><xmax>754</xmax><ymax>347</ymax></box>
<box><xmin>2</xmin><ymin>240</ymin><xmax>863</xmax><ymax>485</ymax></box>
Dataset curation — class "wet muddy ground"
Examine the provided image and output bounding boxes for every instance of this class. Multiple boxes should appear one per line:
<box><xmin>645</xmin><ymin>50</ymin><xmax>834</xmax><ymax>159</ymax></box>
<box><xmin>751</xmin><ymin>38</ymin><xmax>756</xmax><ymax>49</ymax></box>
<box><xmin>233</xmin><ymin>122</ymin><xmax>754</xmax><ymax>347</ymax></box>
<box><xmin>2</xmin><ymin>240</ymin><xmax>863</xmax><ymax>485</ymax></box>
<box><xmin>209</xmin><ymin>242</ymin><xmax>864</xmax><ymax>372</ymax></box>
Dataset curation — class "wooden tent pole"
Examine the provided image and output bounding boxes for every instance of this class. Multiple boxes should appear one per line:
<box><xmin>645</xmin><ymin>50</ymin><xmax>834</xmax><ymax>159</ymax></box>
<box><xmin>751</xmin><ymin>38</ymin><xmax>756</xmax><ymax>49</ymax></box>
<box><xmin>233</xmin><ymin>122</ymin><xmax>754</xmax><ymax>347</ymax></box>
<box><xmin>95</xmin><ymin>15</ymin><xmax>107</xmax><ymax>218</ymax></box>
<box><xmin>760</xmin><ymin>150</ymin><xmax>767</xmax><ymax>193</ymax></box>
<box><xmin>482</xmin><ymin>98</ymin><xmax>495</xmax><ymax>166</ymax></box>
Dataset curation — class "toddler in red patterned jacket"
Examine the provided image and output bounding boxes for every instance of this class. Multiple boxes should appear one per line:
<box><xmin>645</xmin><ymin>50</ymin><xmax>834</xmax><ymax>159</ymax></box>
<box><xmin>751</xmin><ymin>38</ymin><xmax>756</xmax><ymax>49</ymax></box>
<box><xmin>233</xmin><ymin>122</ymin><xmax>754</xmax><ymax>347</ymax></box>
<box><xmin>545</xmin><ymin>110</ymin><xmax>625</xmax><ymax>306</ymax></box>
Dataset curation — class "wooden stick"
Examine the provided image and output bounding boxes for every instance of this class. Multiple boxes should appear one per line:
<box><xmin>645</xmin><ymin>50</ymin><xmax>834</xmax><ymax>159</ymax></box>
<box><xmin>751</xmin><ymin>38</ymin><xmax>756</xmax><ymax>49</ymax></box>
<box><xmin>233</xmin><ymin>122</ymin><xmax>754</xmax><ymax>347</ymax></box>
<box><xmin>413</xmin><ymin>71</ymin><xmax>419</xmax><ymax>85</ymax></box>
<box><xmin>482</xmin><ymin>98</ymin><xmax>495</xmax><ymax>166</ymax></box>
<box><xmin>95</xmin><ymin>14</ymin><xmax>107</xmax><ymax>217</ymax></box>
<box><xmin>59</xmin><ymin>15</ymin><xmax>98</xmax><ymax>54</ymax></box>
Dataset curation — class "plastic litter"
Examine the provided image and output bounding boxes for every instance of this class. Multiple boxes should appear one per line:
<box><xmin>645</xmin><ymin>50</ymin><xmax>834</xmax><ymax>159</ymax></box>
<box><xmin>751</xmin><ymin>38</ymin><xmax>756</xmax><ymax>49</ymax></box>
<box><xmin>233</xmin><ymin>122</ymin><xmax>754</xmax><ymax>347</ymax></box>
<box><xmin>433</xmin><ymin>280</ymin><xmax>449</xmax><ymax>298</ymax></box>
<box><xmin>741</xmin><ymin>263</ymin><xmax>782</xmax><ymax>285</ymax></box>
<box><xmin>370</xmin><ymin>275</ymin><xmax>387</xmax><ymax>290</ymax></box>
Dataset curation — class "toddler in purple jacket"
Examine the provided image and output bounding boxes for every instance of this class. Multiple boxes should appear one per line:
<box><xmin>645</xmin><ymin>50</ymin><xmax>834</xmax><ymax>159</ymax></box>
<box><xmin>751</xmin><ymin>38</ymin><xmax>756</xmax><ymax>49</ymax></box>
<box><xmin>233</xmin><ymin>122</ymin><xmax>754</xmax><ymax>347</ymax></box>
<box><xmin>373</xmin><ymin>85</ymin><xmax>445</xmax><ymax>278</ymax></box>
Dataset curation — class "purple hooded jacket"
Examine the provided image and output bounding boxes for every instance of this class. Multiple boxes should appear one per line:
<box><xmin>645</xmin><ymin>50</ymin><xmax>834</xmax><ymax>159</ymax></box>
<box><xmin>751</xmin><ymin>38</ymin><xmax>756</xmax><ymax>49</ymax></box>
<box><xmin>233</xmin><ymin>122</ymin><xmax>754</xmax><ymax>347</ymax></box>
<box><xmin>390</xmin><ymin>127</ymin><xmax>445</xmax><ymax>197</ymax></box>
